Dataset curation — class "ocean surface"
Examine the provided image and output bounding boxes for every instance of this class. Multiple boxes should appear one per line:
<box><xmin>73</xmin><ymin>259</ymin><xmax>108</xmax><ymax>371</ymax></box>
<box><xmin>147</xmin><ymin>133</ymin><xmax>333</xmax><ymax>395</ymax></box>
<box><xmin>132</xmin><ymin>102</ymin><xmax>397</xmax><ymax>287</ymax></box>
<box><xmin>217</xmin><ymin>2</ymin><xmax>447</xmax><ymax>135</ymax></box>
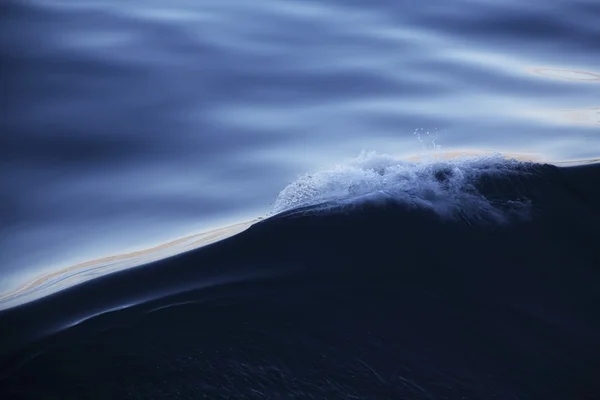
<box><xmin>1</xmin><ymin>0</ymin><xmax>599</xmax><ymax>398</ymax></box>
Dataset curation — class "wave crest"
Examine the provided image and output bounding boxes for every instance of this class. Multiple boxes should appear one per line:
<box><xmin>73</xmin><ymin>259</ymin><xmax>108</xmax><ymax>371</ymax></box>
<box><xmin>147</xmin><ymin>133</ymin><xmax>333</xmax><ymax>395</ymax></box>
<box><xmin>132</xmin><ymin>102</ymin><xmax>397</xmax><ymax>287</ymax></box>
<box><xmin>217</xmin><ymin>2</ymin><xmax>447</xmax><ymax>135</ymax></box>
<box><xmin>274</xmin><ymin>151</ymin><xmax>535</xmax><ymax>223</ymax></box>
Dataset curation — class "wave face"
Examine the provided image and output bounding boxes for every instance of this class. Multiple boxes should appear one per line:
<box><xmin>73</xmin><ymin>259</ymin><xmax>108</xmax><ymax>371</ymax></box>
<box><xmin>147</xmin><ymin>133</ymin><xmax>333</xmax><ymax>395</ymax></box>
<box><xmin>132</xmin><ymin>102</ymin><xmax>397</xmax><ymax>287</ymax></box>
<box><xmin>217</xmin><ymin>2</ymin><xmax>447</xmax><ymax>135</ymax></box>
<box><xmin>1</xmin><ymin>160</ymin><xmax>600</xmax><ymax>399</ymax></box>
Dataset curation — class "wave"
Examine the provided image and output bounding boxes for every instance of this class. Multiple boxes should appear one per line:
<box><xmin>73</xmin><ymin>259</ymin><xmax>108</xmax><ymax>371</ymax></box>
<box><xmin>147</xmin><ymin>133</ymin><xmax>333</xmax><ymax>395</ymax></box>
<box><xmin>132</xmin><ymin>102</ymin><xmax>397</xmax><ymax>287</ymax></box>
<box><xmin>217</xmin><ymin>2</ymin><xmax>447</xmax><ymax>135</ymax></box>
<box><xmin>1</xmin><ymin>155</ymin><xmax>600</xmax><ymax>399</ymax></box>
<box><xmin>0</xmin><ymin>152</ymin><xmax>576</xmax><ymax>311</ymax></box>
<box><xmin>275</xmin><ymin>151</ymin><xmax>556</xmax><ymax>223</ymax></box>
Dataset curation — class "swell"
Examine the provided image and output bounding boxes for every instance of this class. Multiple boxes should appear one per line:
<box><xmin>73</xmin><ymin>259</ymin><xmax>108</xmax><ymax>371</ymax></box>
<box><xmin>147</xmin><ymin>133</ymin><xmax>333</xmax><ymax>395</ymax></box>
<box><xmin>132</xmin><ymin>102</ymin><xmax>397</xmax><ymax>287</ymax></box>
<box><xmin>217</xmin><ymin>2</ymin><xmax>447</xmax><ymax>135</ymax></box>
<box><xmin>1</xmin><ymin>161</ymin><xmax>599</xmax><ymax>345</ymax></box>
<box><xmin>1</xmin><ymin>161</ymin><xmax>599</xmax><ymax>398</ymax></box>
<box><xmin>0</xmin><ymin>154</ymin><xmax>555</xmax><ymax>311</ymax></box>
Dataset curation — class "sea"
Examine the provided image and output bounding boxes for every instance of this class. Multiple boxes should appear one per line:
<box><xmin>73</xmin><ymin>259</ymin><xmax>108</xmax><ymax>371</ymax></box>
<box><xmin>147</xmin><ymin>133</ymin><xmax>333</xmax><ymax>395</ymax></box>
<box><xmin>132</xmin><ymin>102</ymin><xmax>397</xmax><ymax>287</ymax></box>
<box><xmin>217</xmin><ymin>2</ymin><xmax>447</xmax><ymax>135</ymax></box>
<box><xmin>1</xmin><ymin>0</ymin><xmax>599</xmax><ymax>398</ymax></box>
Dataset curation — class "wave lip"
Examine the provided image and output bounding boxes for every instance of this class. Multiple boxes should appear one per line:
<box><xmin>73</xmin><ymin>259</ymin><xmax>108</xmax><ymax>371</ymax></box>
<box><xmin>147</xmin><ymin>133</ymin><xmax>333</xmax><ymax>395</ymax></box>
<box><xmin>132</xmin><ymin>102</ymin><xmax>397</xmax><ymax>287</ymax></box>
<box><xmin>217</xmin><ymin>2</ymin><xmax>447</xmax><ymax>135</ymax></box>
<box><xmin>274</xmin><ymin>151</ymin><xmax>535</xmax><ymax>223</ymax></box>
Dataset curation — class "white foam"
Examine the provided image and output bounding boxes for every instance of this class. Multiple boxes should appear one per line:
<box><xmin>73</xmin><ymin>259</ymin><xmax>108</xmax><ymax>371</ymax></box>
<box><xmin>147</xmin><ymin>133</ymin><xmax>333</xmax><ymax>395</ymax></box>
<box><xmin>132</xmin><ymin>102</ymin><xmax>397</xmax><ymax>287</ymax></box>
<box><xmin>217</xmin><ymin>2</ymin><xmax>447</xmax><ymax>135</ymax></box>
<box><xmin>273</xmin><ymin>151</ymin><xmax>533</xmax><ymax>223</ymax></box>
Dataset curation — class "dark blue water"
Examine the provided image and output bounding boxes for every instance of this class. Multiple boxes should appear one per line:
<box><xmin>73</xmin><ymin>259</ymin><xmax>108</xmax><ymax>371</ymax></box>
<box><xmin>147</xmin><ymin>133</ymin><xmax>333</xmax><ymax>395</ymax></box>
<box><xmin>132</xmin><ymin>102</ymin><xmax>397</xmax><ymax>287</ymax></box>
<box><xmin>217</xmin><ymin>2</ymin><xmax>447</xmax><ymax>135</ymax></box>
<box><xmin>1</xmin><ymin>0</ymin><xmax>600</xmax><ymax>398</ymax></box>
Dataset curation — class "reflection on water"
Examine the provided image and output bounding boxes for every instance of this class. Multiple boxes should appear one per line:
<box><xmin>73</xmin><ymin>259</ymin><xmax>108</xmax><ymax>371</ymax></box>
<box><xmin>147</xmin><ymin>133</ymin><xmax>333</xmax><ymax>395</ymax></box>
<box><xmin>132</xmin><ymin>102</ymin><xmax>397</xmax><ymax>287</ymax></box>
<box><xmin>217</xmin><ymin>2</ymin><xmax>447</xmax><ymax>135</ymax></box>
<box><xmin>561</xmin><ymin>107</ymin><xmax>600</xmax><ymax>125</ymax></box>
<box><xmin>520</xmin><ymin>107</ymin><xmax>600</xmax><ymax>127</ymax></box>
<box><xmin>0</xmin><ymin>219</ymin><xmax>257</xmax><ymax>311</ymax></box>
<box><xmin>3</xmin><ymin>0</ymin><xmax>600</xmax><ymax>300</ymax></box>
<box><xmin>523</xmin><ymin>67</ymin><xmax>599</xmax><ymax>127</ymax></box>
<box><xmin>405</xmin><ymin>150</ymin><xmax>545</xmax><ymax>163</ymax></box>
<box><xmin>530</xmin><ymin>68</ymin><xmax>600</xmax><ymax>82</ymax></box>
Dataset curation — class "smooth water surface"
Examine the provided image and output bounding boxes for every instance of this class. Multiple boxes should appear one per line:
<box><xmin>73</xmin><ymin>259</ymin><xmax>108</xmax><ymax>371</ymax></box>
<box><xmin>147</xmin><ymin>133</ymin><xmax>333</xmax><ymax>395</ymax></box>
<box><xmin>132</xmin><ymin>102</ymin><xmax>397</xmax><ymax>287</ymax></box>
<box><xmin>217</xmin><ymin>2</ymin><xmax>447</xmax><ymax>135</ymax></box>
<box><xmin>2</xmin><ymin>0</ymin><xmax>599</xmax><ymax>292</ymax></box>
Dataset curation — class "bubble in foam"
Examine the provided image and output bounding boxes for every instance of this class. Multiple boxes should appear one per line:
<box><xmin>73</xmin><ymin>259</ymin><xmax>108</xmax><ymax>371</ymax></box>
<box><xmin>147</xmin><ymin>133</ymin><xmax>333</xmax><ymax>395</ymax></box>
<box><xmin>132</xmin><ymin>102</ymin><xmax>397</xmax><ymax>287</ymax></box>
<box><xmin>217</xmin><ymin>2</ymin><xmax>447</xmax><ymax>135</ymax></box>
<box><xmin>273</xmin><ymin>151</ymin><xmax>533</xmax><ymax>224</ymax></box>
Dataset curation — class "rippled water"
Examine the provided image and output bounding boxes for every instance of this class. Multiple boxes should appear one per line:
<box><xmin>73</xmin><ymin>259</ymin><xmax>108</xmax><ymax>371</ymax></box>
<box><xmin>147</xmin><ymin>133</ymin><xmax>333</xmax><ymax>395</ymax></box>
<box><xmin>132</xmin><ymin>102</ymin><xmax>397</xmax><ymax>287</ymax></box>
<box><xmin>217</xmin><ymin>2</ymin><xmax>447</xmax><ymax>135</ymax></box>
<box><xmin>2</xmin><ymin>2</ymin><xmax>600</xmax><ymax>398</ymax></box>
<box><xmin>2</xmin><ymin>0</ymin><xmax>599</xmax><ymax>291</ymax></box>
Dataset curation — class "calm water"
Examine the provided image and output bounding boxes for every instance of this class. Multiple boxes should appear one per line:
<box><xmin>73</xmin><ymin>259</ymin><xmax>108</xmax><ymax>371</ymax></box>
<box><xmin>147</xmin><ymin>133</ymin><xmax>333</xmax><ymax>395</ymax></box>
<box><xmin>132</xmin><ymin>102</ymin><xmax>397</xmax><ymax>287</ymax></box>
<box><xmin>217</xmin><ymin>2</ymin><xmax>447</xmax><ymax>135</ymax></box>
<box><xmin>2</xmin><ymin>0</ymin><xmax>599</xmax><ymax>291</ymax></box>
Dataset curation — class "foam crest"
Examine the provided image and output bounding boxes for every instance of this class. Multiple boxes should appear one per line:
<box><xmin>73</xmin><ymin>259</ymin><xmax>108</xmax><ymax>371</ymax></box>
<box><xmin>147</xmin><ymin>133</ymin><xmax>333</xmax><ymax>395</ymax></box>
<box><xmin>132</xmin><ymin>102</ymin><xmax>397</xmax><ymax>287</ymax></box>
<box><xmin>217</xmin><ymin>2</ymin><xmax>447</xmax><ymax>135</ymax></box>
<box><xmin>274</xmin><ymin>151</ymin><xmax>534</xmax><ymax>223</ymax></box>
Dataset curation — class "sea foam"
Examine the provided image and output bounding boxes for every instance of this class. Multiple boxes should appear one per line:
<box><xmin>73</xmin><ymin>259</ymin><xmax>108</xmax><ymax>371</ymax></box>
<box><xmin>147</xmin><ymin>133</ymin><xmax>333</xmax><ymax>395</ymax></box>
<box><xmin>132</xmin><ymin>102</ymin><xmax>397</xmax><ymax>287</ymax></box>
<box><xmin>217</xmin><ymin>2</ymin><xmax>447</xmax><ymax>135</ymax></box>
<box><xmin>274</xmin><ymin>151</ymin><xmax>534</xmax><ymax>223</ymax></box>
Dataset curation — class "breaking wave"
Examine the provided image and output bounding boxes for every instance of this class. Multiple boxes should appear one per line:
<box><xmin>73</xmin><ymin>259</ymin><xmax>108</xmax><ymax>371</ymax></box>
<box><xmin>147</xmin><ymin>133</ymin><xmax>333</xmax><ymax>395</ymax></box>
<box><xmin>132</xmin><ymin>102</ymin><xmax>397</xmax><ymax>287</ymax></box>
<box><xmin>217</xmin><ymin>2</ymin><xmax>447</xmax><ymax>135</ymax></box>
<box><xmin>275</xmin><ymin>151</ymin><xmax>535</xmax><ymax>223</ymax></box>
